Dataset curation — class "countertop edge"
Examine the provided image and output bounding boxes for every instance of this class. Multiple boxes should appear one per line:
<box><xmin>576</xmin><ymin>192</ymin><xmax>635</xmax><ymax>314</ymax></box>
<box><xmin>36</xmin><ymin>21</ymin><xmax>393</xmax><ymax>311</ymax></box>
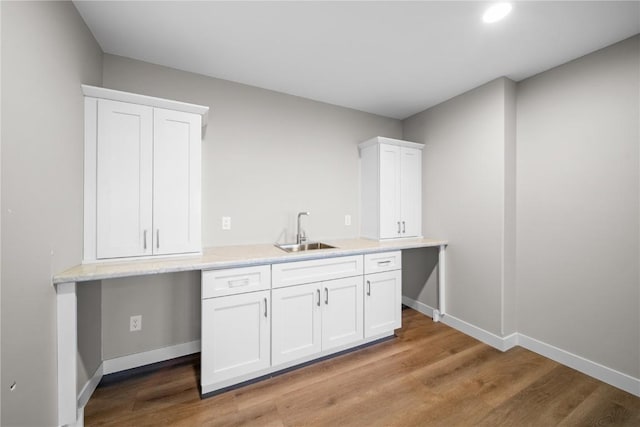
<box><xmin>52</xmin><ymin>238</ymin><xmax>447</xmax><ymax>285</ymax></box>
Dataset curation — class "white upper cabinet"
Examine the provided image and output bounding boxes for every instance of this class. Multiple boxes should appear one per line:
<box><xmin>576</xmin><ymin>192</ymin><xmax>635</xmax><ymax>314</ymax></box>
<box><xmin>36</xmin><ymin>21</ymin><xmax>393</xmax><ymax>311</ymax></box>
<box><xmin>96</xmin><ymin>99</ymin><xmax>153</xmax><ymax>258</ymax></box>
<box><xmin>359</xmin><ymin>137</ymin><xmax>424</xmax><ymax>240</ymax></box>
<box><xmin>152</xmin><ymin>108</ymin><xmax>201</xmax><ymax>255</ymax></box>
<box><xmin>83</xmin><ymin>85</ymin><xmax>208</xmax><ymax>261</ymax></box>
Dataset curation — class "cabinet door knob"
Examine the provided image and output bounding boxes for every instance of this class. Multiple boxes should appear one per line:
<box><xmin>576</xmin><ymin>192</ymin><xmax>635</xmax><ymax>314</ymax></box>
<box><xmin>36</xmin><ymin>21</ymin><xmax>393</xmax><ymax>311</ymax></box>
<box><xmin>367</xmin><ymin>280</ymin><xmax>371</xmax><ymax>296</ymax></box>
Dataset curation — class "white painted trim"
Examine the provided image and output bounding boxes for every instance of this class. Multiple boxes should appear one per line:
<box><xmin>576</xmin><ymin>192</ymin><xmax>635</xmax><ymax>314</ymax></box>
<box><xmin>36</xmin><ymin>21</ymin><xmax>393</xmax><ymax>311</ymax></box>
<box><xmin>83</xmin><ymin>97</ymin><xmax>97</xmax><ymax>262</ymax></box>
<box><xmin>69</xmin><ymin>407</ymin><xmax>84</xmax><ymax>427</ymax></box>
<box><xmin>402</xmin><ymin>296</ymin><xmax>434</xmax><ymax>318</ymax></box>
<box><xmin>518</xmin><ymin>334</ymin><xmax>640</xmax><ymax>397</ymax></box>
<box><xmin>358</xmin><ymin>136</ymin><xmax>424</xmax><ymax>151</ymax></box>
<box><xmin>441</xmin><ymin>312</ymin><xmax>518</xmax><ymax>352</ymax></box>
<box><xmin>56</xmin><ymin>282</ymin><xmax>77</xmax><ymax>427</ymax></box>
<box><xmin>404</xmin><ymin>304</ymin><xmax>639</xmax><ymax>397</ymax></box>
<box><xmin>102</xmin><ymin>340</ymin><xmax>201</xmax><ymax>375</ymax></box>
<box><xmin>77</xmin><ymin>363</ymin><xmax>103</xmax><ymax>410</ymax></box>
<box><xmin>81</xmin><ymin>85</ymin><xmax>209</xmax><ymax>127</ymax></box>
<box><xmin>436</xmin><ymin>244</ymin><xmax>447</xmax><ymax>321</ymax></box>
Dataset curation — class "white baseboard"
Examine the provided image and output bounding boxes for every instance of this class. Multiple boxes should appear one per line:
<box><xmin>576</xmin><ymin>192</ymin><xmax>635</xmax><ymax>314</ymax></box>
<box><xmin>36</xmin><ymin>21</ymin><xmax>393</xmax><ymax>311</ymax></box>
<box><xmin>401</xmin><ymin>297</ymin><xmax>640</xmax><ymax>397</ymax></box>
<box><xmin>441</xmin><ymin>312</ymin><xmax>518</xmax><ymax>352</ymax></box>
<box><xmin>518</xmin><ymin>334</ymin><xmax>640</xmax><ymax>397</ymax></box>
<box><xmin>77</xmin><ymin>363</ymin><xmax>103</xmax><ymax>409</ymax></box>
<box><xmin>103</xmin><ymin>340</ymin><xmax>201</xmax><ymax>375</ymax></box>
<box><xmin>402</xmin><ymin>296</ymin><xmax>434</xmax><ymax>318</ymax></box>
<box><xmin>402</xmin><ymin>296</ymin><xmax>516</xmax><ymax>351</ymax></box>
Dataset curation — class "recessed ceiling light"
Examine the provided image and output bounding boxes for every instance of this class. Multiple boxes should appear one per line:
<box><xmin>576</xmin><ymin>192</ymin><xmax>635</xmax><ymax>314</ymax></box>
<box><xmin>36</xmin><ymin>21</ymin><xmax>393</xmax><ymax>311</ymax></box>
<box><xmin>483</xmin><ymin>2</ymin><xmax>512</xmax><ymax>23</ymax></box>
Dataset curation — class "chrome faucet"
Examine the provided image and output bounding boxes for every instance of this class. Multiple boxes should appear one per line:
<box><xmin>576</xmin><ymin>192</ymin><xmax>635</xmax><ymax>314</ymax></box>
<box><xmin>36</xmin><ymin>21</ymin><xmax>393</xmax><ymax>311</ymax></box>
<box><xmin>297</xmin><ymin>211</ymin><xmax>310</xmax><ymax>244</ymax></box>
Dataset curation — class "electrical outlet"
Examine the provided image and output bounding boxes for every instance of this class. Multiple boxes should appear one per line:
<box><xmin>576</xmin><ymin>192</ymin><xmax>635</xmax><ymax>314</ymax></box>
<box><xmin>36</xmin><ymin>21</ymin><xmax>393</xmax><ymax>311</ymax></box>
<box><xmin>345</xmin><ymin>214</ymin><xmax>352</xmax><ymax>226</ymax></box>
<box><xmin>222</xmin><ymin>216</ymin><xmax>231</xmax><ymax>230</ymax></box>
<box><xmin>130</xmin><ymin>315</ymin><xmax>142</xmax><ymax>332</ymax></box>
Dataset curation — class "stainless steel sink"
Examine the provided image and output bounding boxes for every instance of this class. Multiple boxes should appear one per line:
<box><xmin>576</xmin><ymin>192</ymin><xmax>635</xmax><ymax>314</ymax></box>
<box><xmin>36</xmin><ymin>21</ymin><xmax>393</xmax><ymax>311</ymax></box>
<box><xmin>275</xmin><ymin>242</ymin><xmax>336</xmax><ymax>253</ymax></box>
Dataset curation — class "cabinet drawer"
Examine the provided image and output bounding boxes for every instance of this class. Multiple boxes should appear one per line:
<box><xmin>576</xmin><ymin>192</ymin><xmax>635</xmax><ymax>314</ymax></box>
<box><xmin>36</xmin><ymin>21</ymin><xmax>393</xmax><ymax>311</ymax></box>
<box><xmin>272</xmin><ymin>255</ymin><xmax>363</xmax><ymax>288</ymax></box>
<box><xmin>202</xmin><ymin>265</ymin><xmax>271</xmax><ymax>298</ymax></box>
<box><xmin>364</xmin><ymin>251</ymin><xmax>402</xmax><ymax>274</ymax></box>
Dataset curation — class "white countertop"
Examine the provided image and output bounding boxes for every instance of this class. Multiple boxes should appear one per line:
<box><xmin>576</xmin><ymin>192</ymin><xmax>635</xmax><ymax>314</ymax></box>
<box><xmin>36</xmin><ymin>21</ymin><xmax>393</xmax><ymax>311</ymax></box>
<box><xmin>53</xmin><ymin>237</ymin><xmax>447</xmax><ymax>284</ymax></box>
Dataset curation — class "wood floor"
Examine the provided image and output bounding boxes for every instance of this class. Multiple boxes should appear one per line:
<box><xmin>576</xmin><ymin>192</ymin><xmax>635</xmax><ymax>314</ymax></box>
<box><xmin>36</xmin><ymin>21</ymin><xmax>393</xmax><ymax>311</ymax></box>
<box><xmin>85</xmin><ymin>308</ymin><xmax>640</xmax><ymax>426</ymax></box>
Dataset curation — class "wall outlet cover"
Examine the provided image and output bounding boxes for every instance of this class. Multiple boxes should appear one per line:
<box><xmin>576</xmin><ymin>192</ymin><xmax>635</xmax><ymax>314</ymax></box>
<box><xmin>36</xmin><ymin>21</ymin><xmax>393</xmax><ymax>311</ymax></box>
<box><xmin>130</xmin><ymin>315</ymin><xmax>142</xmax><ymax>332</ymax></box>
<box><xmin>222</xmin><ymin>216</ymin><xmax>231</xmax><ymax>230</ymax></box>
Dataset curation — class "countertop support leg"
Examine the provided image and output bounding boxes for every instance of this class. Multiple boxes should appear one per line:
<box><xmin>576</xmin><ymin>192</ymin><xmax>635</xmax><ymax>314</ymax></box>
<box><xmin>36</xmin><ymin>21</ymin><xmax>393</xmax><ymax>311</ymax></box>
<box><xmin>433</xmin><ymin>244</ymin><xmax>447</xmax><ymax>322</ymax></box>
<box><xmin>56</xmin><ymin>281</ymin><xmax>78</xmax><ymax>426</ymax></box>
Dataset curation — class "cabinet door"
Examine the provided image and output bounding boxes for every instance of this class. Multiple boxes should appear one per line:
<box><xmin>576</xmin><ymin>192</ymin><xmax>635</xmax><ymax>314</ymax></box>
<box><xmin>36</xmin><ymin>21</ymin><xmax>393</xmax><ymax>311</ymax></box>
<box><xmin>379</xmin><ymin>144</ymin><xmax>401</xmax><ymax>239</ymax></box>
<box><xmin>272</xmin><ymin>283</ymin><xmax>321</xmax><ymax>366</ymax></box>
<box><xmin>321</xmin><ymin>276</ymin><xmax>363</xmax><ymax>351</ymax></box>
<box><xmin>400</xmin><ymin>147</ymin><xmax>422</xmax><ymax>238</ymax></box>
<box><xmin>364</xmin><ymin>270</ymin><xmax>402</xmax><ymax>338</ymax></box>
<box><xmin>201</xmin><ymin>290</ymin><xmax>270</xmax><ymax>386</ymax></box>
<box><xmin>96</xmin><ymin>99</ymin><xmax>153</xmax><ymax>259</ymax></box>
<box><xmin>153</xmin><ymin>108</ymin><xmax>201</xmax><ymax>255</ymax></box>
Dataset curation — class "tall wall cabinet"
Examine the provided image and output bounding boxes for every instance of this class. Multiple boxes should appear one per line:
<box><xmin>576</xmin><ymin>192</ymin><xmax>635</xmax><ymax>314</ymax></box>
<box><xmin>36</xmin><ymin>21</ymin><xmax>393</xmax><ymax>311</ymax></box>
<box><xmin>359</xmin><ymin>136</ymin><xmax>424</xmax><ymax>240</ymax></box>
<box><xmin>82</xmin><ymin>85</ymin><xmax>209</xmax><ymax>261</ymax></box>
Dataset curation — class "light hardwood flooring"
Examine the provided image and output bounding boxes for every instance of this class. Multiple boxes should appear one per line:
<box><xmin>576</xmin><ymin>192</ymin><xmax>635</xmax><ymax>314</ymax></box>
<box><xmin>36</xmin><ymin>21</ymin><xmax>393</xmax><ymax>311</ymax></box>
<box><xmin>85</xmin><ymin>308</ymin><xmax>640</xmax><ymax>426</ymax></box>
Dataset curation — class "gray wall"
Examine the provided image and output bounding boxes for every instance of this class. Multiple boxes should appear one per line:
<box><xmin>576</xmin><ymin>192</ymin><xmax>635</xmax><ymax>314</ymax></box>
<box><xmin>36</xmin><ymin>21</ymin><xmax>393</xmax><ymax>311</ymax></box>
<box><xmin>99</xmin><ymin>54</ymin><xmax>402</xmax><ymax>359</ymax></box>
<box><xmin>103</xmin><ymin>54</ymin><xmax>402</xmax><ymax>246</ymax></box>
<box><xmin>1</xmin><ymin>2</ymin><xmax>103</xmax><ymax>425</ymax></box>
<box><xmin>402</xmin><ymin>77</ymin><xmax>516</xmax><ymax>336</ymax></box>
<box><xmin>516</xmin><ymin>35</ymin><xmax>640</xmax><ymax>378</ymax></box>
<box><xmin>101</xmin><ymin>273</ymin><xmax>200</xmax><ymax>359</ymax></box>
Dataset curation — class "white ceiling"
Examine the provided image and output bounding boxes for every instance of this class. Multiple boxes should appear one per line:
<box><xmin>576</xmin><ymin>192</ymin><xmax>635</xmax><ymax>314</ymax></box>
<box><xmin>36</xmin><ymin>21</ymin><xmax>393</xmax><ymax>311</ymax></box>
<box><xmin>73</xmin><ymin>1</ymin><xmax>640</xmax><ymax>119</ymax></box>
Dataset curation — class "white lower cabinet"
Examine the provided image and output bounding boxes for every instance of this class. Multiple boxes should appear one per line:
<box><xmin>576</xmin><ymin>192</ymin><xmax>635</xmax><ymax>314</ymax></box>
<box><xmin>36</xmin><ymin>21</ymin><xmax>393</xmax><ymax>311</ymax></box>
<box><xmin>201</xmin><ymin>266</ymin><xmax>271</xmax><ymax>392</ymax></box>
<box><xmin>201</xmin><ymin>291</ymin><xmax>270</xmax><ymax>387</ymax></box>
<box><xmin>364</xmin><ymin>270</ymin><xmax>402</xmax><ymax>338</ymax></box>
<box><xmin>271</xmin><ymin>283</ymin><xmax>321</xmax><ymax>365</ymax></box>
<box><xmin>201</xmin><ymin>252</ymin><xmax>399</xmax><ymax>395</ymax></box>
<box><xmin>272</xmin><ymin>276</ymin><xmax>364</xmax><ymax>366</ymax></box>
<box><xmin>364</xmin><ymin>251</ymin><xmax>402</xmax><ymax>338</ymax></box>
<box><xmin>322</xmin><ymin>276</ymin><xmax>364</xmax><ymax>351</ymax></box>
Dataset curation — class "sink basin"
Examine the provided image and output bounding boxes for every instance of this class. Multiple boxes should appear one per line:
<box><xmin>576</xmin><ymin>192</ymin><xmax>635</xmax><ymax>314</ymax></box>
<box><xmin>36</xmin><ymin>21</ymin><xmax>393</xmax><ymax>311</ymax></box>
<box><xmin>275</xmin><ymin>242</ymin><xmax>336</xmax><ymax>253</ymax></box>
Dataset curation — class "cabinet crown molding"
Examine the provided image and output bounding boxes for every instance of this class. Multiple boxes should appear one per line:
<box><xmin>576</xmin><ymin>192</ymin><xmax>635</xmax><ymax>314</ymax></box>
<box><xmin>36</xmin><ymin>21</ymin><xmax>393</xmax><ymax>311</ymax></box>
<box><xmin>81</xmin><ymin>84</ymin><xmax>210</xmax><ymax>129</ymax></box>
<box><xmin>358</xmin><ymin>136</ymin><xmax>424</xmax><ymax>153</ymax></box>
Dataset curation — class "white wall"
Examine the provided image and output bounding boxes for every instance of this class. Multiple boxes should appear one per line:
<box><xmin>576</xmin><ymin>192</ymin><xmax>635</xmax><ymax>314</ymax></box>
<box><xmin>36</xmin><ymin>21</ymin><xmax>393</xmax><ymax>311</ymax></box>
<box><xmin>1</xmin><ymin>2</ymin><xmax>103</xmax><ymax>425</ymax></box>
<box><xmin>99</xmin><ymin>54</ymin><xmax>403</xmax><ymax>358</ymax></box>
<box><xmin>402</xmin><ymin>77</ymin><xmax>516</xmax><ymax>337</ymax></box>
<box><xmin>516</xmin><ymin>35</ymin><xmax>640</xmax><ymax>378</ymax></box>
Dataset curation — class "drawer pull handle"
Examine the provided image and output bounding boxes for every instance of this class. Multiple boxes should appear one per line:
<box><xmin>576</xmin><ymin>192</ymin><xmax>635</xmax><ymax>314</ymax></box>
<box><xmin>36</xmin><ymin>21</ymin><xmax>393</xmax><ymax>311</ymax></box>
<box><xmin>229</xmin><ymin>278</ymin><xmax>250</xmax><ymax>287</ymax></box>
<box><xmin>377</xmin><ymin>260</ymin><xmax>392</xmax><ymax>266</ymax></box>
<box><xmin>402</xmin><ymin>221</ymin><xmax>406</xmax><ymax>233</ymax></box>
<box><xmin>367</xmin><ymin>280</ymin><xmax>371</xmax><ymax>296</ymax></box>
<box><xmin>325</xmin><ymin>288</ymin><xmax>329</xmax><ymax>305</ymax></box>
<box><xmin>156</xmin><ymin>229</ymin><xmax>160</xmax><ymax>249</ymax></box>
<box><xmin>317</xmin><ymin>289</ymin><xmax>321</xmax><ymax>306</ymax></box>
<box><xmin>143</xmin><ymin>230</ymin><xmax>147</xmax><ymax>250</ymax></box>
<box><xmin>397</xmin><ymin>221</ymin><xmax>401</xmax><ymax>234</ymax></box>
<box><xmin>264</xmin><ymin>298</ymin><xmax>268</xmax><ymax>317</ymax></box>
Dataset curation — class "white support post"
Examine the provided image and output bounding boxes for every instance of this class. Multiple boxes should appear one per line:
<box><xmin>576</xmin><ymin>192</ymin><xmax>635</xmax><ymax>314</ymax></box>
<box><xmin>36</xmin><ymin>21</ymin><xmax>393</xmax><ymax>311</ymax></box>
<box><xmin>433</xmin><ymin>244</ymin><xmax>447</xmax><ymax>322</ymax></box>
<box><xmin>56</xmin><ymin>282</ymin><xmax>78</xmax><ymax>426</ymax></box>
